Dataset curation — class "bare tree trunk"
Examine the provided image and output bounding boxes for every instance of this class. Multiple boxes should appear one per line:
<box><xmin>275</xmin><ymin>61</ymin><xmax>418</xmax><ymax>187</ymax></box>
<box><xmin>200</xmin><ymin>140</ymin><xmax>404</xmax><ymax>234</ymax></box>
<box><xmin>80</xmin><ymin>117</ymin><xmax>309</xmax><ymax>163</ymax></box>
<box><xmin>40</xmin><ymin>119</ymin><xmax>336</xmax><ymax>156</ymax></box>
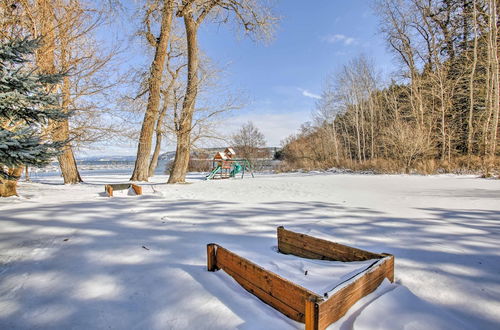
<box><xmin>342</xmin><ymin>120</ymin><xmax>353</xmax><ymax>161</ymax></box>
<box><xmin>483</xmin><ymin>40</ymin><xmax>493</xmax><ymax>155</ymax></box>
<box><xmin>131</xmin><ymin>0</ymin><xmax>174</xmax><ymax>181</ymax></box>
<box><xmin>488</xmin><ymin>0</ymin><xmax>499</xmax><ymax>156</ymax></box>
<box><xmin>148</xmin><ymin>101</ymin><xmax>169</xmax><ymax>177</ymax></box>
<box><xmin>332</xmin><ymin>122</ymin><xmax>340</xmax><ymax>163</ymax></box>
<box><xmin>169</xmin><ymin>129</ymin><xmax>192</xmax><ymax>182</ymax></box>
<box><xmin>440</xmin><ymin>84</ymin><xmax>447</xmax><ymax>160</ymax></box>
<box><xmin>354</xmin><ymin>107</ymin><xmax>362</xmax><ymax>161</ymax></box>
<box><xmin>0</xmin><ymin>167</ymin><xmax>23</xmax><ymax>197</ymax></box>
<box><xmin>36</xmin><ymin>0</ymin><xmax>82</xmax><ymax>184</ymax></box>
<box><xmin>360</xmin><ymin>102</ymin><xmax>367</xmax><ymax>161</ymax></box>
<box><xmin>54</xmin><ymin>8</ymin><xmax>82</xmax><ymax>184</ymax></box>
<box><xmin>148</xmin><ymin>130</ymin><xmax>163</xmax><ymax>177</ymax></box>
<box><xmin>168</xmin><ymin>12</ymin><xmax>199</xmax><ymax>184</ymax></box>
<box><xmin>24</xmin><ymin>166</ymin><xmax>30</xmax><ymax>182</ymax></box>
<box><xmin>369</xmin><ymin>99</ymin><xmax>375</xmax><ymax>159</ymax></box>
<box><xmin>54</xmin><ymin>120</ymin><xmax>83</xmax><ymax>183</ymax></box>
<box><xmin>149</xmin><ymin>59</ymin><xmax>182</xmax><ymax>177</ymax></box>
<box><xmin>53</xmin><ymin>74</ymin><xmax>83</xmax><ymax>184</ymax></box>
<box><xmin>467</xmin><ymin>0</ymin><xmax>478</xmax><ymax>156</ymax></box>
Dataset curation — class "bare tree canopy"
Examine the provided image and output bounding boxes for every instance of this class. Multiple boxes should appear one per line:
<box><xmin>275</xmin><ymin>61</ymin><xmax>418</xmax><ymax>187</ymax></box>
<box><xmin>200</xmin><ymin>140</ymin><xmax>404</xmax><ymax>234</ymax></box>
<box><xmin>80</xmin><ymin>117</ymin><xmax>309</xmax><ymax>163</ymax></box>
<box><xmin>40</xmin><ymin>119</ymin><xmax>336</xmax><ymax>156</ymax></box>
<box><xmin>231</xmin><ymin>121</ymin><xmax>266</xmax><ymax>161</ymax></box>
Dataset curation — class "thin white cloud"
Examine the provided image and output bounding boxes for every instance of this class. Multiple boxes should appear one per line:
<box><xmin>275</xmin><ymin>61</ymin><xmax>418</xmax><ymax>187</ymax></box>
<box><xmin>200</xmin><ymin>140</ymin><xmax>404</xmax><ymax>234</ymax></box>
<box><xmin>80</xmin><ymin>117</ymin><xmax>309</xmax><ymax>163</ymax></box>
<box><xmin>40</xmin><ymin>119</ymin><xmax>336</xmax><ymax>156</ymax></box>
<box><xmin>298</xmin><ymin>88</ymin><xmax>322</xmax><ymax>100</ymax></box>
<box><xmin>324</xmin><ymin>34</ymin><xmax>357</xmax><ymax>46</ymax></box>
<box><xmin>228</xmin><ymin>111</ymin><xmax>308</xmax><ymax>146</ymax></box>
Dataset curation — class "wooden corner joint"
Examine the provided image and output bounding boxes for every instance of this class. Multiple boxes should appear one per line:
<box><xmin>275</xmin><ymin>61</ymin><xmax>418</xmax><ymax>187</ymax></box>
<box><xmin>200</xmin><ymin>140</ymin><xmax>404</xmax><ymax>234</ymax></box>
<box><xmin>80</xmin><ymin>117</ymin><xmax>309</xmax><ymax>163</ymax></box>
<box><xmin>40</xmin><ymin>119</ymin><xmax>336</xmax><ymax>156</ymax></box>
<box><xmin>305</xmin><ymin>296</ymin><xmax>323</xmax><ymax>330</ymax></box>
<box><xmin>207</xmin><ymin>243</ymin><xmax>219</xmax><ymax>271</ymax></box>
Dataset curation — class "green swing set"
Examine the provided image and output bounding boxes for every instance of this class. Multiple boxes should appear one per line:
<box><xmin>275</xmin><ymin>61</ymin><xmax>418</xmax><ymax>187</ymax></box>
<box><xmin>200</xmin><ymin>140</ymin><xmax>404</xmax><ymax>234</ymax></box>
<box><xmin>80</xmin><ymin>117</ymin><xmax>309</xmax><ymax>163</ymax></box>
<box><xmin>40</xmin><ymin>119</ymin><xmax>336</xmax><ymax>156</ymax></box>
<box><xmin>206</xmin><ymin>148</ymin><xmax>255</xmax><ymax>180</ymax></box>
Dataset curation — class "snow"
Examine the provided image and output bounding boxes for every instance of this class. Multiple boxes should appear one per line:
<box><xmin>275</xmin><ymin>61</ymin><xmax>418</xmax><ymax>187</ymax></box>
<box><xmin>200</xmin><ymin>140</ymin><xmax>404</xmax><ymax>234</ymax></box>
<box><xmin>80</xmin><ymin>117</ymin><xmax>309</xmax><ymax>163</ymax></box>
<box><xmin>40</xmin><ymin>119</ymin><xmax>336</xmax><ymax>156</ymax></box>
<box><xmin>229</xmin><ymin>247</ymin><xmax>380</xmax><ymax>297</ymax></box>
<box><xmin>332</xmin><ymin>279</ymin><xmax>472</xmax><ymax>330</ymax></box>
<box><xmin>1</xmin><ymin>172</ymin><xmax>499</xmax><ymax>329</ymax></box>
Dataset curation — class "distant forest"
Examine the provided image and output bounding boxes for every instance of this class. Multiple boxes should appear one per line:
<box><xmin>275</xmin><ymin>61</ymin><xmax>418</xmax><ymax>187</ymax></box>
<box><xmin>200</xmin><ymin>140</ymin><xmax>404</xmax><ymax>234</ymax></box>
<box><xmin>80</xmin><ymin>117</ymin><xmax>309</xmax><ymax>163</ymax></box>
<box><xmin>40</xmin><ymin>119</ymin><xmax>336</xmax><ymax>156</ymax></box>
<box><xmin>282</xmin><ymin>0</ymin><xmax>499</xmax><ymax>175</ymax></box>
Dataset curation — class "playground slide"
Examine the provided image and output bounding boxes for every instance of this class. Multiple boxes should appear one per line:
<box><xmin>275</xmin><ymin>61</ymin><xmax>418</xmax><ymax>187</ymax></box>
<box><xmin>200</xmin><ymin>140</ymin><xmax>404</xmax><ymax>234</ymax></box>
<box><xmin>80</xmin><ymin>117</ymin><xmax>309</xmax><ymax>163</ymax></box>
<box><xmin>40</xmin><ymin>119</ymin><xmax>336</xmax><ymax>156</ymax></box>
<box><xmin>206</xmin><ymin>166</ymin><xmax>221</xmax><ymax>180</ymax></box>
<box><xmin>230</xmin><ymin>162</ymin><xmax>242</xmax><ymax>177</ymax></box>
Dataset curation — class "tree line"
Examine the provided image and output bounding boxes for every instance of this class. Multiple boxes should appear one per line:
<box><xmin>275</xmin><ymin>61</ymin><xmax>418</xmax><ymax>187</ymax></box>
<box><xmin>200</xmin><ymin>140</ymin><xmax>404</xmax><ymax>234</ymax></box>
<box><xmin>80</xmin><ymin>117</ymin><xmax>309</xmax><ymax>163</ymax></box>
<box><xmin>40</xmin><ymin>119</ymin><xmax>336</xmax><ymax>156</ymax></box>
<box><xmin>282</xmin><ymin>0</ymin><xmax>499</xmax><ymax>175</ymax></box>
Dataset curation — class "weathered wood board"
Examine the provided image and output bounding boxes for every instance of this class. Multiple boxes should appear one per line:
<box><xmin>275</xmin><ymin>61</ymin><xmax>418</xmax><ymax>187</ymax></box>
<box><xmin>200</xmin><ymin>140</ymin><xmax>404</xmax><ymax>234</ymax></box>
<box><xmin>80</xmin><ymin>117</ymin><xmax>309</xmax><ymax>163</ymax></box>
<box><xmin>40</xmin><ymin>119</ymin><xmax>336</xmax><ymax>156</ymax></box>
<box><xmin>277</xmin><ymin>226</ymin><xmax>382</xmax><ymax>261</ymax></box>
<box><xmin>207</xmin><ymin>243</ymin><xmax>317</xmax><ymax>322</ymax></box>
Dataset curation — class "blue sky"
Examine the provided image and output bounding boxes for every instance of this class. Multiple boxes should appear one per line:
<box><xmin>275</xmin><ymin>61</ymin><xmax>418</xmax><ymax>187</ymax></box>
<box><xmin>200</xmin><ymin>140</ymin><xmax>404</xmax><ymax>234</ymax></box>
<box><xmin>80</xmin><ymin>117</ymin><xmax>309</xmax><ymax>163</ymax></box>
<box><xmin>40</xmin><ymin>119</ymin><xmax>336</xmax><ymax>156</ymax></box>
<box><xmin>80</xmin><ymin>0</ymin><xmax>395</xmax><ymax>157</ymax></box>
<box><xmin>196</xmin><ymin>0</ymin><xmax>395</xmax><ymax>146</ymax></box>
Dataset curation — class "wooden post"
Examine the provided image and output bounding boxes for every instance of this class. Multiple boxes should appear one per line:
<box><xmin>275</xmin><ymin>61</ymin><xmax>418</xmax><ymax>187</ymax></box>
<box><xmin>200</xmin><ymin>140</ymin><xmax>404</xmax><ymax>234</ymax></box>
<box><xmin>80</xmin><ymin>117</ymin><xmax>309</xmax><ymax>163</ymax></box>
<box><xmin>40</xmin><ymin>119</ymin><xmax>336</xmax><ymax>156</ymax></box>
<box><xmin>207</xmin><ymin>243</ymin><xmax>218</xmax><ymax>271</ymax></box>
<box><xmin>381</xmin><ymin>253</ymin><xmax>395</xmax><ymax>282</ymax></box>
<box><xmin>105</xmin><ymin>185</ymin><xmax>113</xmax><ymax>197</ymax></box>
<box><xmin>277</xmin><ymin>226</ymin><xmax>285</xmax><ymax>253</ymax></box>
<box><xmin>305</xmin><ymin>297</ymin><xmax>320</xmax><ymax>330</ymax></box>
<box><xmin>131</xmin><ymin>184</ymin><xmax>142</xmax><ymax>195</ymax></box>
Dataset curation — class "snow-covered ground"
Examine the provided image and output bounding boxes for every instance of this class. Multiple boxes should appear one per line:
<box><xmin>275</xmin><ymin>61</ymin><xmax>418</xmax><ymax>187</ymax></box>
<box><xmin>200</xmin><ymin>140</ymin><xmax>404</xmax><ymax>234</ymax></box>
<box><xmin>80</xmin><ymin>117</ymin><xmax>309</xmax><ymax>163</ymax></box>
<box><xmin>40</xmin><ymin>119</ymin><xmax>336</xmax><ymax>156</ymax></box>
<box><xmin>1</xmin><ymin>172</ymin><xmax>499</xmax><ymax>329</ymax></box>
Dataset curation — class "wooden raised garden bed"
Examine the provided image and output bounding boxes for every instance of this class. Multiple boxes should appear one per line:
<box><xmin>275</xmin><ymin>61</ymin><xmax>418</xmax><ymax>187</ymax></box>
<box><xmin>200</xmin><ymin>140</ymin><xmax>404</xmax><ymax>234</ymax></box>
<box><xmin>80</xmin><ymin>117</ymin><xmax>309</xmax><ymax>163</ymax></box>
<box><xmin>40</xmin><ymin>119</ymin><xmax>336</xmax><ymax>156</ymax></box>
<box><xmin>207</xmin><ymin>226</ymin><xmax>394</xmax><ymax>330</ymax></box>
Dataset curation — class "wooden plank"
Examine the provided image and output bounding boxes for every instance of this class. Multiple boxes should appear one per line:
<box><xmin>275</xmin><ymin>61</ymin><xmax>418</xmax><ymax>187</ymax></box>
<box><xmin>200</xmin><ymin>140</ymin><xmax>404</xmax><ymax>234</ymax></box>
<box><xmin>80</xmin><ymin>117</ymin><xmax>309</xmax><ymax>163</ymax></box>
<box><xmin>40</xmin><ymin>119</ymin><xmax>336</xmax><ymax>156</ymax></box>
<box><xmin>305</xmin><ymin>297</ymin><xmax>321</xmax><ymax>330</ymax></box>
<box><xmin>317</xmin><ymin>256</ymin><xmax>395</xmax><ymax>329</ymax></box>
<box><xmin>279</xmin><ymin>234</ymin><xmax>373</xmax><ymax>261</ymax></box>
<box><xmin>278</xmin><ymin>241</ymin><xmax>327</xmax><ymax>260</ymax></box>
<box><xmin>108</xmin><ymin>183</ymin><xmax>131</xmax><ymax>190</ymax></box>
<box><xmin>278</xmin><ymin>227</ymin><xmax>381</xmax><ymax>261</ymax></box>
<box><xmin>277</xmin><ymin>226</ymin><xmax>382</xmax><ymax>261</ymax></box>
<box><xmin>381</xmin><ymin>253</ymin><xmax>394</xmax><ymax>282</ymax></box>
<box><xmin>222</xmin><ymin>263</ymin><xmax>306</xmax><ymax>322</ymax></box>
<box><xmin>207</xmin><ymin>244</ymin><xmax>218</xmax><ymax>271</ymax></box>
<box><xmin>131</xmin><ymin>184</ymin><xmax>142</xmax><ymax>195</ymax></box>
<box><xmin>215</xmin><ymin>245</ymin><xmax>320</xmax><ymax>319</ymax></box>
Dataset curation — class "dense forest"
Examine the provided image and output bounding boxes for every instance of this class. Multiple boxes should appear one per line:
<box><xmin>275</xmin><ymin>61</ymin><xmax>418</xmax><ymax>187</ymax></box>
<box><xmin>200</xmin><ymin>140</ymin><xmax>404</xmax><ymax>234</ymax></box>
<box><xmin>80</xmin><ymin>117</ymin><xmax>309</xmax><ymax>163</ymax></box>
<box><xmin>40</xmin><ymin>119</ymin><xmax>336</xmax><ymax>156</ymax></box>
<box><xmin>282</xmin><ymin>0</ymin><xmax>499</xmax><ymax>175</ymax></box>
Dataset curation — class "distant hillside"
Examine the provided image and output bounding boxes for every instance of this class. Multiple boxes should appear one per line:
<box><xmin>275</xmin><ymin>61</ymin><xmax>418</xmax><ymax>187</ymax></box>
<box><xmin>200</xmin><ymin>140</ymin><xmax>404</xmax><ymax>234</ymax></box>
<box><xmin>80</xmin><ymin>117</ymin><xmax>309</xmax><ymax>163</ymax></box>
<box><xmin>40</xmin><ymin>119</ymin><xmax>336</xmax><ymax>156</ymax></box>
<box><xmin>159</xmin><ymin>147</ymin><xmax>279</xmax><ymax>161</ymax></box>
<box><xmin>77</xmin><ymin>147</ymin><xmax>280</xmax><ymax>162</ymax></box>
<box><xmin>76</xmin><ymin>155</ymin><xmax>136</xmax><ymax>162</ymax></box>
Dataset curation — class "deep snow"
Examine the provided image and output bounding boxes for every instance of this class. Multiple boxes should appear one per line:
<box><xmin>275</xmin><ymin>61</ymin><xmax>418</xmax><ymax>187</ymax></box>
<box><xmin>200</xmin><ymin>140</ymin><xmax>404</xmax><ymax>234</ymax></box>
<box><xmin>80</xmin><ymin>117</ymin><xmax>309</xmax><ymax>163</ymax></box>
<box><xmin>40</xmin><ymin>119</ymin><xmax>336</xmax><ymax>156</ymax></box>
<box><xmin>0</xmin><ymin>172</ymin><xmax>499</xmax><ymax>329</ymax></box>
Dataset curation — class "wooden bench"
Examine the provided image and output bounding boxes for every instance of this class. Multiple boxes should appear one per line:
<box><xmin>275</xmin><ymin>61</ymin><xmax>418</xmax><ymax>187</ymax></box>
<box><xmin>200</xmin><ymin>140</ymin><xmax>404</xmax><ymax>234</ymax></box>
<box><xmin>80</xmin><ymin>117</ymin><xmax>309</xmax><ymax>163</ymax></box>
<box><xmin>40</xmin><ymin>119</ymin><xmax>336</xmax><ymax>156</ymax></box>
<box><xmin>104</xmin><ymin>183</ymin><xmax>142</xmax><ymax>197</ymax></box>
<box><xmin>207</xmin><ymin>226</ymin><xmax>394</xmax><ymax>330</ymax></box>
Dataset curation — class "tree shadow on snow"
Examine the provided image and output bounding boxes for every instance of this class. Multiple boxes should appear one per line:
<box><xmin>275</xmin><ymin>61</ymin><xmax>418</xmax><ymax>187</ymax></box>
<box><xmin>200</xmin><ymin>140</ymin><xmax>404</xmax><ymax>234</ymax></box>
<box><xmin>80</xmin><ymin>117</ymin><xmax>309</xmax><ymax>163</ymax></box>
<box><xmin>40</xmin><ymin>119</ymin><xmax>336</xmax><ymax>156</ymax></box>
<box><xmin>0</xmin><ymin>198</ymin><xmax>499</xmax><ymax>329</ymax></box>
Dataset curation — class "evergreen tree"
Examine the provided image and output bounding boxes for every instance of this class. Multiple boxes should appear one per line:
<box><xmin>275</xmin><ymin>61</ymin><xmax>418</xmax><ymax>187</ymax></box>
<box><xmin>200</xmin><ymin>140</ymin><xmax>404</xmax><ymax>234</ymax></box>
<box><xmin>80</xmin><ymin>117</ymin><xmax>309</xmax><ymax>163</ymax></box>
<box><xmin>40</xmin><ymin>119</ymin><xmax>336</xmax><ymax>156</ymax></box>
<box><xmin>0</xmin><ymin>38</ymin><xmax>67</xmax><ymax>197</ymax></box>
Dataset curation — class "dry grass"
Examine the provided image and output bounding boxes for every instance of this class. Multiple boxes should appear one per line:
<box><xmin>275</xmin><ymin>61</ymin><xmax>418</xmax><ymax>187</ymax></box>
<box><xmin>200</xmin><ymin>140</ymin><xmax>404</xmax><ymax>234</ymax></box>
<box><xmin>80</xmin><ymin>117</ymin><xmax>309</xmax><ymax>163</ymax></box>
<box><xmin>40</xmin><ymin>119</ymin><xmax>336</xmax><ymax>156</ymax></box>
<box><xmin>280</xmin><ymin>156</ymin><xmax>500</xmax><ymax>177</ymax></box>
<box><xmin>188</xmin><ymin>159</ymin><xmax>213</xmax><ymax>172</ymax></box>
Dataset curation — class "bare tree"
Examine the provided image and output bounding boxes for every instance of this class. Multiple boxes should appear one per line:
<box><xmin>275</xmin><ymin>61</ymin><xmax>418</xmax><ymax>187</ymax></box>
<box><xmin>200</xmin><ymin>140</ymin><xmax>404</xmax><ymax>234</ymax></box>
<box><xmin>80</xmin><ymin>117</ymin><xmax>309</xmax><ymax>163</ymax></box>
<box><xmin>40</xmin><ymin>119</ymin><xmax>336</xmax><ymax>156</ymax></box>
<box><xmin>485</xmin><ymin>0</ymin><xmax>499</xmax><ymax>156</ymax></box>
<box><xmin>148</xmin><ymin>32</ymin><xmax>187</xmax><ymax>177</ymax></box>
<box><xmin>4</xmin><ymin>0</ymin><xmax>123</xmax><ymax>184</ymax></box>
<box><xmin>130</xmin><ymin>0</ymin><xmax>175</xmax><ymax>181</ymax></box>
<box><xmin>466</xmin><ymin>0</ymin><xmax>479</xmax><ymax>156</ymax></box>
<box><xmin>167</xmin><ymin>0</ymin><xmax>277</xmax><ymax>183</ymax></box>
<box><xmin>282</xmin><ymin>0</ymin><xmax>499</xmax><ymax>174</ymax></box>
<box><xmin>382</xmin><ymin>120</ymin><xmax>432</xmax><ymax>172</ymax></box>
<box><xmin>231</xmin><ymin>121</ymin><xmax>266</xmax><ymax>162</ymax></box>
